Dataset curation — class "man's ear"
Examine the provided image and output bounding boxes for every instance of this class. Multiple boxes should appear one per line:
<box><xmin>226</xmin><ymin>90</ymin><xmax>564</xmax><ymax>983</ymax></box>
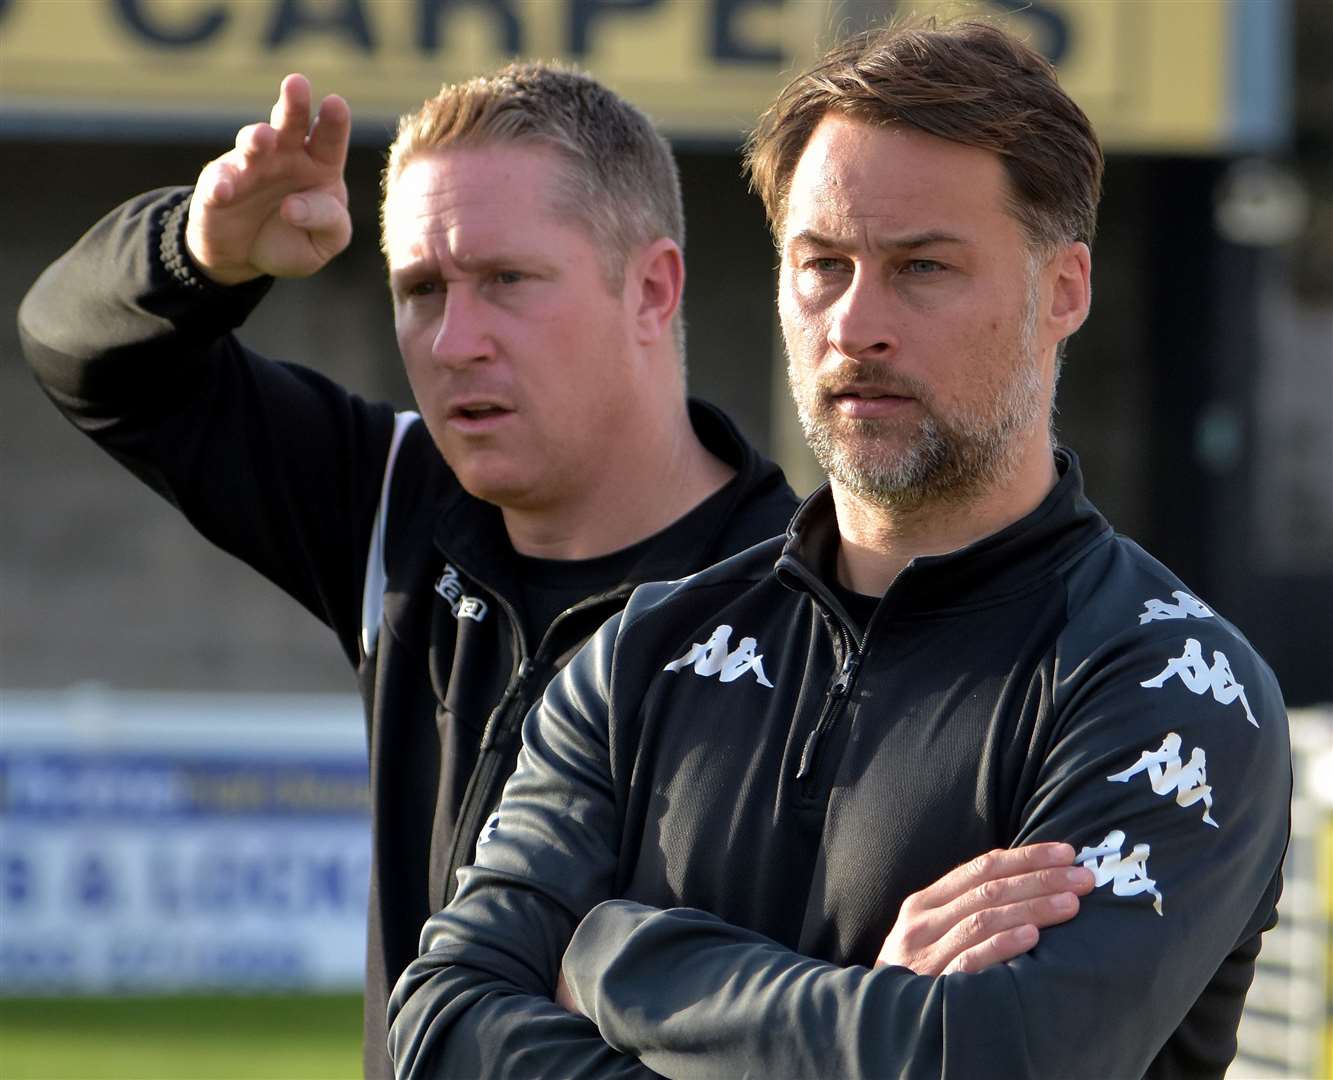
<box><xmin>628</xmin><ymin>237</ymin><xmax>685</xmax><ymax>347</ymax></box>
<box><xmin>1044</xmin><ymin>241</ymin><xmax>1092</xmax><ymax>347</ymax></box>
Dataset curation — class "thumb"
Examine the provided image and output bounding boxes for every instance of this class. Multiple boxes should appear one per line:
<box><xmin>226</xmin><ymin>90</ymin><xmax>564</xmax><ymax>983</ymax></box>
<box><xmin>282</xmin><ymin>191</ymin><xmax>352</xmax><ymax>255</ymax></box>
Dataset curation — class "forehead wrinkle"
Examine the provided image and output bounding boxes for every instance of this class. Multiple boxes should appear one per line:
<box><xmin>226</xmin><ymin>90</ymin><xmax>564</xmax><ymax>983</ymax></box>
<box><xmin>867</xmin><ymin>227</ymin><xmax>970</xmax><ymax>255</ymax></box>
<box><xmin>787</xmin><ymin>217</ymin><xmax>971</xmax><ymax>256</ymax></box>
<box><xmin>390</xmin><ymin>147</ymin><xmax>561</xmax><ymax>232</ymax></box>
<box><xmin>788</xmin><ymin>173</ymin><xmax>948</xmax><ymax>249</ymax></box>
<box><xmin>787</xmin><ymin>117</ymin><xmax>1011</xmax><ymax>253</ymax></box>
<box><xmin>394</xmin><ymin>199</ymin><xmax>550</xmax><ymax>275</ymax></box>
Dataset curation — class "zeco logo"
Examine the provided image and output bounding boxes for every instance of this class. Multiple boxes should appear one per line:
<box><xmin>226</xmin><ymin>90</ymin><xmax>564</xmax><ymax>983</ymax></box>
<box><xmin>664</xmin><ymin>624</ymin><xmax>774</xmax><ymax>688</ymax></box>
<box><xmin>435</xmin><ymin>565</ymin><xmax>489</xmax><ymax>623</ymax></box>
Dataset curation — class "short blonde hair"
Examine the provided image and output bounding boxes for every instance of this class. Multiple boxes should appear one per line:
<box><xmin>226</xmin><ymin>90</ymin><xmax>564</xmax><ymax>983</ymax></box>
<box><xmin>381</xmin><ymin>61</ymin><xmax>684</xmax><ymax>294</ymax></box>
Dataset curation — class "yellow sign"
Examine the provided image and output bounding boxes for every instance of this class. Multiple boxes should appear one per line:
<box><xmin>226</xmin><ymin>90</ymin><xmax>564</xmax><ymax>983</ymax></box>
<box><xmin>0</xmin><ymin>0</ymin><xmax>1279</xmax><ymax>150</ymax></box>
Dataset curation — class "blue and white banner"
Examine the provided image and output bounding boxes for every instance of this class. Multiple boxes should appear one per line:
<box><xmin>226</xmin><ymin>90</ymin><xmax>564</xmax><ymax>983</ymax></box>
<box><xmin>0</xmin><ymin>688</ymin><xmax>370</xmax><ymax>993</ymax></box>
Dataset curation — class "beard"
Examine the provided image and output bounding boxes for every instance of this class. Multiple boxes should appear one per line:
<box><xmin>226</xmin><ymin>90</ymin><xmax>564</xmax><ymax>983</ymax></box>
<box><xmin>787</xmin><ymin>279</ymin><xmax>1047</xmax><ymax>512</ymax></box>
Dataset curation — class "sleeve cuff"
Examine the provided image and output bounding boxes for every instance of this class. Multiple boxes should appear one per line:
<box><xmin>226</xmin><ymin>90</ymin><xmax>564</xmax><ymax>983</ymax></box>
<box><xmin>157</xmin><ymin>190</ymin><xmax>272</xmax><ymax>298</ymax></box>
<box><xmin>562</xmin><ymin>899</ymin><xmax>656</xmax><ymax>1021</ymax></box>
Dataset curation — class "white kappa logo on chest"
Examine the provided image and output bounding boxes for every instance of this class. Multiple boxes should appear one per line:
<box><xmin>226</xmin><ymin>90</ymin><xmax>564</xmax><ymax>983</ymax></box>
<box><xmin>664</xmin><ymin>624</ymin><xmax>774</xmax><ymax>687</ymax></box>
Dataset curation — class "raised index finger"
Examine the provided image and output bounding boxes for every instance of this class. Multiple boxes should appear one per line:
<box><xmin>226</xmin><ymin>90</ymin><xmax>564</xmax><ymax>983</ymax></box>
<box><xmin>915</xmin><ymin>843</ymin><xmax>1078</xmax><ymax>908</ymax></box>
<box><xmin>307</xmin><ymin>93</ymin><xmax>351</xmax><ymax>171</ymax></box>
<box><xmin>270</xmin><ymin>73</ymin><xmax>313</xmax><ymax>141</ymax></box>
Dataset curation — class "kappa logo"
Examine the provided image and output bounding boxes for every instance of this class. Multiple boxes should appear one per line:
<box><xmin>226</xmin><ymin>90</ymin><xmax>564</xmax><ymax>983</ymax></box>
<box><xmin>1141</xmin><ymin>638</ymin><xmax>1257</xmax><ymax>727</ymax></box>
<box><xmin>1108</xmin><ymin>732</ymin><xmax>1218</xmax><ymax>828</ymax></box>
<box><xmin>1076</xmin><ymin>829</ymin><xmax>1163</xmax><ymax>916</ymax></box>
<box><xmin>435</xmin><ymin>564</ymin><xmax>489</xmax><ymax>623</ymax></box>
<box><xmin>664</xmin><ymin>624</ymin><xmax>774</xmax><ymax>688</ymax></box>
<box><xmin>1139</xmin><ymin>590</ymin><xmax>1213</xmax><ymax>625</ymax></box>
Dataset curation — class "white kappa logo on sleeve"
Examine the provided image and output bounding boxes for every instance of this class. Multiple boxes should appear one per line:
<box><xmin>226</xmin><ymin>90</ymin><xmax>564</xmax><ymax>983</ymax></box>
<box><xmin>1076</xmin><ymin>829</ymin><xmax>1163</xmax><ymax>916</ymax></box>
<box><xmin>1138</xmin><ymin>590</ymin><xmax>1213</xmax><ymax>625</ymax></box>
<box><xmin>1140</xmin><ymin>638</ymin><xmax>1258</xmax><ymax>727</ymax></box>
<box><xmin>664</xmin><ymin>624</ymin><xmax>774</xmax><ymax>687</ymax></box>
<box><xmin>1107</xmin><ymin>733</ymin><xmax>1218</xmax><ymax>828</ymax></box>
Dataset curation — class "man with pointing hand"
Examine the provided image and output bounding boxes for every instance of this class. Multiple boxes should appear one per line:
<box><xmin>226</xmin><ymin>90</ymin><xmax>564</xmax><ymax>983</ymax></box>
<box><xmin>22</xmin><ymin>66</ymin><xmax>801</xmax><ymax>1075</ymax></box>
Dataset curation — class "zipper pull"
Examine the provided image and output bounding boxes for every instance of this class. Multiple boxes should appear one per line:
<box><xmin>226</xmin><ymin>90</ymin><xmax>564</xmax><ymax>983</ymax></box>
<box><xmin>795</xmin><ymin>731</ymin><xmax>817</xmax><ymax>781</ymax></box>
<box><xmin>481</xmin><ymin>659</ymin><xmax>539</xmax><ymax>751</ymax></box>
<box><xmin>796</xmin><ymin>652</ymin><xmax>860</xmax><ymax>781</ymax></box>
<box><xmin>830</xmin><ymin>653</ymin><xmax>860</xmax><ymax>697</ymax></box>
<box><xmin>504</xmin><ymin>658</ymin><xmax>541</xmax><ymax>718</ymax></box>
<box><xmin>512</xmin><ymin>658</ymin><xmax>536</xmax><ymax>690</ymax></box>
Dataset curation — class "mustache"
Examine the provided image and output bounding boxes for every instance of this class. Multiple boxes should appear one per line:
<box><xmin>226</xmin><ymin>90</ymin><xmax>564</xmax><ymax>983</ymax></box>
<box><xmin>811</xmin><ymin>361</ymin><xmax>933</xmax><ymax>402</ymax></box>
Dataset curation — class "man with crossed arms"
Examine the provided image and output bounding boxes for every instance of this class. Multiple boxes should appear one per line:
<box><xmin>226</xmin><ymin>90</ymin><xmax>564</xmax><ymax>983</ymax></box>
<box><xmin>389</xmin><ymin>20</ymin><xmax>1290</xmax><ymax>1079</ymax></box>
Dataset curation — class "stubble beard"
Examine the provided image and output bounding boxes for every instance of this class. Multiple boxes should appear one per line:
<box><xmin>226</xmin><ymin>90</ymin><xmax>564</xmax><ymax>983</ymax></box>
<box><xmin>788</xmin><ymin>279</ymin><xmax>1047</xmax><ymax>513</ymax></box>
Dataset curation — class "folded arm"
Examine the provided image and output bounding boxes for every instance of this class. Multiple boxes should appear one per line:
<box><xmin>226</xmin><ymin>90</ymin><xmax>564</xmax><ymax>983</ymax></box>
<box><xmin>389</xmin><ymin>609</ymin><xmax>658</xmax><ymax>1078</ymax></box>
<box><xmin>391</xmin><ymin>597</ymin><xmax>1289</xmax><ymax>1078</ymax></box>
<box><xmin>556</xmin><ymin>623</ymin><xmax>1290</xmax><ymax>1078</ymax></box>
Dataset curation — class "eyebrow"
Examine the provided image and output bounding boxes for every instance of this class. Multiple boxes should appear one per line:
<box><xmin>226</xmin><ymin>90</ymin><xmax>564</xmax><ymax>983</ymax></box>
<box><xmin>390</xmin><ymin>248</ymin><xmax>543</xmax><ymax>282</ymax></box>
<box><xmin>388</xmin><ymin>261</ymin><xmax>428</xmax><ymax>286</ymax></box>
<box><xmin>787</xmin><ymin>228</ymin><xmax>967</xmax><ymax>252</ymax></box>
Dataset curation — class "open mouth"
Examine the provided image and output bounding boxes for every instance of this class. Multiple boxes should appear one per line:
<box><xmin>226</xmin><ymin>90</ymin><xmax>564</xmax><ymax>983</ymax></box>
<box><xmin>449</xmin><ymin>401</ymin><xmax>513</xmax><ymax>422</ymax></box>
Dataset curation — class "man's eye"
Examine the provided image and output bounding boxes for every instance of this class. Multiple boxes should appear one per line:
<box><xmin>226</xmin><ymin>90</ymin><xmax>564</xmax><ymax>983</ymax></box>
<box><xmin>805</xmin><ymin>257</ymin><xmax>847</xmax><ymax>273</ymax></box>
<box><xmin>492</xmin><ymin>270</ymin><xmax>524</xmax><ymax>285</ymax></box>
<box><xmin>902</xmin><ymin>259</ymin><xmax>944</xmax><ymax>275</ymax></box>
<box><xmin>405</xmin><ymin>281</ymin><xmax>439</xmax><ymax>298</ymax></box>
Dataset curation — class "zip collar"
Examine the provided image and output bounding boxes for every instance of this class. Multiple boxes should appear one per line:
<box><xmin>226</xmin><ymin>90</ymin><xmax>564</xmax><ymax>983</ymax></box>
<box><xmin>776</xmin><ymin>448</ymin><xmax>1112</xmax><ymax>621</ymax></box>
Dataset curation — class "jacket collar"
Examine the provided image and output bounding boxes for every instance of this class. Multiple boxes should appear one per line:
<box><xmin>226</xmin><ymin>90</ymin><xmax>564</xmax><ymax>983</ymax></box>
<box><xmin>776</xmin><ymin>448</ymin><xmax>1112</xmax><ymax>618</ymax></box>
<box><xmin>432</xmin><ymin>398</ymin><xmax>787</xmax><ymax>607</ymax></box>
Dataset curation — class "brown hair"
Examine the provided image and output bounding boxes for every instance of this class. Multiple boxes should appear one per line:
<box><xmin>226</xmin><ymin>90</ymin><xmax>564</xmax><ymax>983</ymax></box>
<box><xmin>745</xmin><ymin>18</ymin><xmax>1104</xmax><ymax>253</ymax></box>
<box><xmin>381</xmin><ymin>61</ymin><xmax>684</xmax><ymax>293</ymax></box>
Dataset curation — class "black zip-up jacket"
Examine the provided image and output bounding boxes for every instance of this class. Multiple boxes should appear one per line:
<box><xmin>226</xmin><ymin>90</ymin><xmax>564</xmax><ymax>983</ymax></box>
<box><xmin>390</xmin><ymin>452</ymin><xmax>1291</xmax><ymax>1079</ymax></box>
<box><xmin>17</xmin><ymin>186</ymin><xmax>798</xmax><ymax>1079</ymax></box>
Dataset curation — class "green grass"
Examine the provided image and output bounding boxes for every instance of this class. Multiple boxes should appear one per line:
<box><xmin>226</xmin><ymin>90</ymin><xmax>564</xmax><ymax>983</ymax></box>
<box><xmin>0</xmin><ymin>993</ymin><xmax>363</xmax><ymax>1080</ymax></box>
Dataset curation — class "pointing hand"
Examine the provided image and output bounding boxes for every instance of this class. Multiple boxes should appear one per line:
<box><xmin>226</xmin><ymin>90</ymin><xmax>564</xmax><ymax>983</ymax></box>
<box><xmin>186</xmin><ymin>73</ymin><xmax>352</xmax><ymax>284</ymax></box>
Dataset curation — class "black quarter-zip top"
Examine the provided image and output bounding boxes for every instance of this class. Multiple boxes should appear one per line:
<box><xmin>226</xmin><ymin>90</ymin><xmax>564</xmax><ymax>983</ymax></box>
<box><xmin>391</xmin><ymin>450</ymin><xmax>1291</xmax><ymax>1080</ymax></box>
<box><xmin>18</xmin><ymin>186</ymin><xmax>800</xmax><ymax>1080</ymax></box>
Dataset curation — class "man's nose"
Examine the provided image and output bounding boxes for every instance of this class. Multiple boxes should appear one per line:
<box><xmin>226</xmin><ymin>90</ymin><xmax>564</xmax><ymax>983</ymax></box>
<box><xmin>827</xmin><ymin>269</ymin><xmax>897</xmax><ymax>361</ymax></box>
<box><xmin>432</xmin><ymin>287</ymin><xmax>494</xmax><ymax>368</ymax></box>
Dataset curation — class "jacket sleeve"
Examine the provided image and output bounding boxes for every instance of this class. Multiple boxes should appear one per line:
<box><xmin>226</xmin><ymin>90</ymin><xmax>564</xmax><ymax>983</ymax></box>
<box><xmin>17</xmin><ymin>187</ymin><xmax>398</xmax><ymax>665</ymax></box>
<box><xmin>555</xmin><ymin>618</ymin><xmax>1291</xmax><ymax>1079</ymax></box>
<box><xmin>388</xmin><ymin>607</ymin><xmax>659</xmax><ymax>1078</ymax></box>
